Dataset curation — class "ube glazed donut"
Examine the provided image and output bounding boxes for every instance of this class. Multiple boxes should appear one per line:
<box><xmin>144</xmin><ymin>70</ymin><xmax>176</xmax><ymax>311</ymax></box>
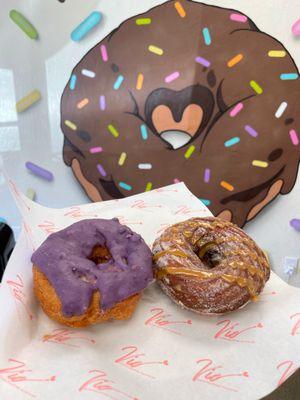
<box><xmin>31</xmin><ymin>218</ymin><xmax>153</xmax><ymax>327</ymax></box>
<box><xmin>61</xmin><ymin>0</ymin><xmax>300</xmax><ymax>228</ymax></box>
<box><xmin>152</xmin><ymin>217</ymin><xmax>270</xmax><ymax>314</ymax></box>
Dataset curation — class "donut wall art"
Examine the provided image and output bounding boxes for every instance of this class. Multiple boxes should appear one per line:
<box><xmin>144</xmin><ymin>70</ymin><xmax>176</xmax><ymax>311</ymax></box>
<box><xmin>61</xmin><ymin>0</ymin><xmax>300</xmax><ymax>227</ymax></box>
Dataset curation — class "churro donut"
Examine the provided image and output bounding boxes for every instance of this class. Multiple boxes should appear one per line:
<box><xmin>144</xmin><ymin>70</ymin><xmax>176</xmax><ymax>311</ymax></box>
<box><xmin>61</xmin><ymin>0</ymin><xmax>300</xmax><ymax>227</ymax></box>
<box><xmin>152</xmin><ymin>217</ymin><xmax>270</xmax><ymax>314</ymax></box>
<box><xmin>31</xmin><ymin>218</ymin><xmax>153</xmax><ymax>327</ymax></box>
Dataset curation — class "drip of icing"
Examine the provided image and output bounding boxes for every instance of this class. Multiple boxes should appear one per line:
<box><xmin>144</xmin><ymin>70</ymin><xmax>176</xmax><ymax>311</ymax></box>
<box><xmin>153</xmin><ymin>248</ymin><xmax>188</xmax><ymax>261</ymax></box>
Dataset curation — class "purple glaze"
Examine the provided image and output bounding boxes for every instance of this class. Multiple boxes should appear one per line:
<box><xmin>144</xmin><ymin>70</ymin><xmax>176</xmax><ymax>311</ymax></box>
<box><xmin>31</xmin><ymin>218</ymin><xmax>153</xmax><ymax>317</ymax></box>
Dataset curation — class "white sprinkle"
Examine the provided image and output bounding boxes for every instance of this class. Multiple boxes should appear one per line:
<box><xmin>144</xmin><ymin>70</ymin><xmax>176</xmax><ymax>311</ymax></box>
<box><xmin>275</xmin><ymin>102</ymin><xmax>288</xmax><ymax>118</ymax></box>
<box><xmin>81</xmin><ymin>69</ymin><xmax>96</xmax><ymax>78</ymax></box>
<box><xmin>138</xmin><ymin>163</ymin><xmax>152</xmax><ymax>170</ymax></box>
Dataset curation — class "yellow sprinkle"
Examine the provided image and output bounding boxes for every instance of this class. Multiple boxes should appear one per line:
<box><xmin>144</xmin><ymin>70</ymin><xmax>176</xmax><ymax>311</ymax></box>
<box><xmin>227</xmin><ymin>54</ymin><xmax>243</xmax><ymax>68</ymax></box>
<box><xmin>16</xmin><ymin>90</ymin><xmax>41</xmax><ymax>113</ymax></box>
<box><xmin>174</xmin><ymin>1</ymin><xmax>186</xmax><ymax>17</ymax></box>
<box><xmin>250</xmin><ymin>80</ymin><xmax>263</xmax><ymax>95</ymax></box>
<box><xmin>252</xmin><ymin>160</ymin><xmax>269</xmax><ymax>168</ymax></box>
<box><xmin>136</xmin><ymin>73</ymin><xmax>144</xmax><ymax>90</ymax></box>
<box><xmin>145</xmin><ymin>182</ymin><xmax>152</xmax><ymax>191</ymax></box>
<box><xmin>136</xmin><ymin>18</ymin><xmax>152</xmax><ymax>25</ymax></box>
<box><xmin>220</xmin><ymin>181</ymin><xmax>234</xmax><ymax>191</ymax></box>
<box><xmin>108</xmin><ymin>124</ymin><xmax>119</xmax><ymax>138</ymax></box>
<box><xmin>77</xmin><ymin>98</ymin><xmax>89</xmax><ymax>109</ymax></box>
<box><xmin>118</xmin><ymin>152</ymin><xmax>127</xmax><ymax>166</ymax></box>
<box><xmin>26</xmin><ymin>188</ymin><xmax>36</xmax><ymax>201</ymax></box>
<box><xmin>268</xmin><ymin>50</ymin><xmax>286</xmax><ymax>58</ymax></box>
<box><xmin>184</xmin><ymin>145</ymin><xmax>195</xmax><ymax>159</ymax></box>
<box><xmin>64</xmin><ymin>120</ymin><xmax>77</xmax><ymax>130</ymax></box>
<box><xmin>148</xmin><ymin>45</ymin><xmax>164</xmax><ymax>56</ymax></box>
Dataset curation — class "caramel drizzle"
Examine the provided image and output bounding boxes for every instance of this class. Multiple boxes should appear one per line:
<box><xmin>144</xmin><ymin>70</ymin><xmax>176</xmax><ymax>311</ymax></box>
<box><xmin>153</xmin><ymin>249</ymin><xmax>188</xmax><ymax>261</ymax></box>
<box><xmin>155</xmin><ymin>266</ymin><xmax>258</xmax><ymax>299</ymax></box>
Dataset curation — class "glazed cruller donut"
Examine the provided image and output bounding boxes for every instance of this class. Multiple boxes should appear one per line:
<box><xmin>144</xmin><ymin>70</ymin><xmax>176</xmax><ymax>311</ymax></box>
<box><xmin>152</xmin><ymin>217</ymin><xmax>270</xmax><ymax>314</ymax></box>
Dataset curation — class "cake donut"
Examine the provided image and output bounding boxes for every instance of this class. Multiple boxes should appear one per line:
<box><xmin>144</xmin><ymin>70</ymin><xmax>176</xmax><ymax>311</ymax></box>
<box><xmin>61</xmin><ymin>0</ymin><xmax>300</xmax><ymax>227</ymax></box>
<box><xmin>31</xmin><ymin>218</ymin><xmax>153</xmax><ymax>327</ymax></box>
<box><xmin>152</xmin><ymin>217</ymin><xmax>270</xmax><ymax>314</ymax></box>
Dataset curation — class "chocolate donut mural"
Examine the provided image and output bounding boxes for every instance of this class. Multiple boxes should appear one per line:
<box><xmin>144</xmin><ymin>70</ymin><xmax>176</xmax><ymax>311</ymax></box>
<box><xmin>61</xmin><ymin>0</ymin><xmax>300</xmax><ymax>227</ymax></box>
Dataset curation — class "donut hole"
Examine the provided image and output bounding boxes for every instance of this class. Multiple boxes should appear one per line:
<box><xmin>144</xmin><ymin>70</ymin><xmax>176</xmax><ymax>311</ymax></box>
<box><xmin>197</xmin><ymin>242</ymin><xmax>221</xmax><ymax>269</ymax></box>
<box><xmin>88</xmin><ymin>244</ymin><xmax>112</xmax><ymax>264</ymax></box>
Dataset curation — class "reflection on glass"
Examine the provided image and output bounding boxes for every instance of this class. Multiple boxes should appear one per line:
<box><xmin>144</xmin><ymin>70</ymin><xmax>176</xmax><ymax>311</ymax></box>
<box><xmin>0</xmin><ymin>69</ymin><xmax>17</xmax><ymax>123</ymax></box>
<box><xmin>0</xmin><ymin>127</ymin><xmax>21</xmax><ymax>152</ymax></box>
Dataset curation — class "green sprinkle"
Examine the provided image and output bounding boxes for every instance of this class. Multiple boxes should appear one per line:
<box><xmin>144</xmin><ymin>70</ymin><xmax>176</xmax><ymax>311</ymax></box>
<box><xmin>250</xmin><ymin>80</ymin><xmax>263</xmax><ymax>94</ymax></box>
<box><xmin>9</xmin><ymin>9</ymin><xmax>38</xmax><ymax>40</ymax></box>
<box><xmin>184</xmin><ymin>145</ymin><xmax>196</xmax><ymax>159</ymax></box>
<box><xmin>145</xmin><ymin>182</ymin><xmax>152</xmax><ymax>191</ymax></box>
<box><xmin>108</xmin><ymin>124</ymin><xmax>119</xmax><ymax>138</ymax></box>
<box><xmin>136</xmin><ymin>18</ymin><xmax>152</xmax><ymax>25</ymax></box>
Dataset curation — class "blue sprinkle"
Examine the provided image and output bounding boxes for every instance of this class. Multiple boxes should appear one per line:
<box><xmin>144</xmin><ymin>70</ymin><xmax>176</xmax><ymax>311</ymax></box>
<box><xmin>119</xmin><ymin>182</ymin><xmax>132</xmax><ymax>191</ymax></box>
<box><xmin>113</xmin><ymin>75</ymin><xmax>124</xmax><ymax>90</ymax></box>
<box><xmin>140</xmin><ymin>124</ymin><xmax>148</xmax><ymax>140</ymax></box>
<box><xmin>69</xmin><ymin>74</ymin><xmax>77</xmax><ymax>90</ymax></box>
<box><xmin>202</xmin><ymin>27</ymin><xmax>211</xmax><ymax>46</ymax></box>
<box><xmin>280</xmin><ymin>73</ymin><xmax>299</xmax><ymax>80</ymax></box>
<box><xmin>200</xmin><ymin>199</ymin><xmax>211</xmax><ymax>206</ymax></box>
<box><xmin>224</xmin><ymin>137</ymin><xmax>240</xmax><ymax>147</ymax></box>
<box><xmin>71</xmin><ymin>11</ymin><xmax>102</xmax><ymax>42</ymax></box>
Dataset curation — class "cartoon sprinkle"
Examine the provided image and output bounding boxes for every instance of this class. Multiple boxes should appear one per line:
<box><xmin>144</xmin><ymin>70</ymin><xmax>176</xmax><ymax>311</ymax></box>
<box><xmin>245</xmin><ymin>125</ymin><xmax>258</xmax><ymax>137</ymax></box>
<box><xmin>230</xmin><ymin>13</ymin><xmax>248</xmax><ymax>23</ymax></box>
<box><xmin>202</xmin><ymin>27</ymin><xmax>211</xmax><ymax>45</ymax></box>
<box><xmin>119</xmin><ymin>182</ymin><xmax>132</xmax><ymax>191</ymax></box>
<box><xmin>9</xmin><ymin>9</ymin><xmax>38</xmax><ymax>39</ymax></box>
<box><xmin>99</xmin><ymin>95</ymin><xmax>106</xmax><ymax>110</ymax></box>
<box><xmin>108</xmin><ymin>124</ymin><xmax>119</xmax><ymax>138</ymax></box>
<box><xmin>292</xmin><ymin>19</ymin><xmax>300</xmax><ymax>37</ymax></box>
<box><xmin>165</xmin><ymin>71</ymin><xmax>180</xmax><ymax>83</ymax></box>
<box><xmin>26</xmin><ymin>188</ymin><xmax>36</xmax><ymax>201</ymax></box>
<box><xmin>148</xmin><ymin>45</ymin><xmax>164</xmax><ymax>55</ymax></box>
<box><xmin>145</xmin><ymin>182</ymin><xmax>152</xmax><ymax>191</ymax></box>
<box><xmin>81</xmin><ymin>69</ymin><xmax>96</xmax><ymax>78</ymax></box>
<box><xmin>268</xmin><ymin>50</ymin><xmax>286</xmax><ymax>58</ymax></box>
<box><xmin>184</xmin><ymin>145</ymin><xmax>196</xmax><ymax>159</ymax></box>
<box><xmin>113</xmin><ymin>75</ymin><xmax>124</xmax><ymax>90</ymax></box>
<box><xmin>136</xmin><ymin>18</ymin><xmax>152</xmax><ymax>25</ymax></box>
<box><xmin>16</xmin><ymin>90</ymin><xmax>41</xmax><ymax>113</ymax></box>
<box><xmin>64</xmin><ymin>120</ymin><xmax>77</xmax><ymax>130</ymax></box>
<box><xmin>227</xmin><ymin>54</ymin><xmax>243</xmax><ymax>67</ymax></box>
<box><xmin>77</xmin><ymin>98</ymin><xmax>89</xmax><ymax>109</ymax></box>
<box><xmin>195</xmin><ymin>56</ymin><xmax>211</xmax><ymax>67</ymax></box>
<box><xmin>252</xmin><ymin>160</ymin><xmax>269</xmax><ymax>168</ymax></box>
<box><xmin>174</xmin><ymin>1</ymin><xmax>186</xmax><ymax>18</ymax></box>
<box><xmin>118</xmin><ymin>152</ymin><xmax>127</xmax><ymax>166</ymax></box>
<box><xmin>275</xmin><ymin>102</ymin><xmax>288</xmax><ymax>118</ymax></box>
<box><xmin>25</xmin><ymin>162</ymin><xmax>54</xmax><ymax>181</ymax></box>
<box><xmin>289</xmin><ymin>129</ymin><xmax>299</xmax><ymax>146</ymax></box>
<box><xmin>136</xmin><ymin>74</ymin><xmax>144</xmax><ymax>90</ymax></box>
<box><xmin>204</xmin><ymin>168</ymin><xmax>211</xmax><ymax>183</ymax></box>
<box><xmin>97</xmin><ymin>164</ymin><xmax>106</xmax><ymax>176</ymax></box>
<box><xmin>140</xmin><ymin>124</ymin><xmax>148</xmax><ymax>140</ymax></box>
<box><xmin>89</xmin><ymin>147</ymin><xmax>103</xmax><ymax>154</ymax></box>
<box><xmin>220</xmin><ymin>181</ymin><xmax>234</xmax><ymax>191</ymax></box>
<box><xmin>200</xmin><ymin>199</ymin><xmax>211</xmax><ymax>206</ymax></box>
<box><xmin>250</xmin><ymin>80</ymin><xmax>263</xmax><ymax>94</ymax></box>
<box><xmin>230</xmin><ymin>103</ymin><xmax>244</xmax><ymax>117</ymax></box>
<box><xmin>100</xmin><ymin>44</ymin><xmax>108</xmax><ymax>62</ymax></box>
<box><xmin>224</xmin><ymin>137</ymin><xmax>240</xmax><ymax>147</ymax></box>
<box><xmin>280</xmin><ymin>73</ymin><xmax>299</xmax><ymax>80</ymax></box>
<box><xmin>138</xmin><ymin>163</ymin><xmax>152</xmax><ymax>169</ymax></box>
<box><xmin>69</xmin><ymin>74</ymin><xmax>77</xmax><ymax>90</ymax></box>
<box><xmin>71</xmin><ymin>11</ymin><xmax>102</xmax><ymax>42</ymax></box>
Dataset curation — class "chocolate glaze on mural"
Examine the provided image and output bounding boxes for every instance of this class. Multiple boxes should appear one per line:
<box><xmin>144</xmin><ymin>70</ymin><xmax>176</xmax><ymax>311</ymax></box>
<box><xmin>61</xmin><ymin>0</ymin><xmax>300</xmax><ymax>227</ymax></box>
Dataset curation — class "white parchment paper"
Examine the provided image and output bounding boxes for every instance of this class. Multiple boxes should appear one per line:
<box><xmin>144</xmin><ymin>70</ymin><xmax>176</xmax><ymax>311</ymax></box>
<box><xmin>0</xmin><ymin>179</ymin><xmax>299</xmax><ymax>400</ymax></box>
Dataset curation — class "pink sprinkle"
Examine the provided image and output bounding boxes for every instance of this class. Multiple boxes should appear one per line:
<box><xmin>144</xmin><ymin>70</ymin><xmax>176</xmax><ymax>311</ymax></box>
<box><xmin>230</xmin><ymin>13</ymin><xmax>248</xmax><ymax>23</ymax></box>
<box><xmin>100</xmin><ymin>45</ymin><xmax>108</xmax><ymax>62</ymax></box>
<box><xmin>97</xmin><ymin>164</ymin><xmax>107</xmax><ymax>176</ymax></box>
<box><xmin>292</xmin><ymin>19</ymin><xmax>300</xmax><ymax>36</ymax></box>
<box><xmin>173</xmin><ymin>178</ymin><xmax>180</xmax><ymax>183</ymax></box>
<box><xmin>90</xmin><ymin>147</ymin><xmax>103</xmax><ymax>154</ymax></box>
<box><xmin>165</xmin><ymin>71</ymin><xmax>180</xmax><ymax>83</ymax></box>
<box><xmin>230</xmin><ymin>103</ymin><xmax>244</xmax><ymax>117</ymax></box>
<box><xmin>290</xmin><ymin>129</ymin><xmax>299</xmax><ymax>145</ymax></box>
<box><xmin>204</xmin><ymin>168</ymin><xmax>211</xmax><ymax>183</ymax></box>
<box><xmin>99</xmin><ymin>95</ymin><xmax>106</xmax><ymax>110</ymax></box>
